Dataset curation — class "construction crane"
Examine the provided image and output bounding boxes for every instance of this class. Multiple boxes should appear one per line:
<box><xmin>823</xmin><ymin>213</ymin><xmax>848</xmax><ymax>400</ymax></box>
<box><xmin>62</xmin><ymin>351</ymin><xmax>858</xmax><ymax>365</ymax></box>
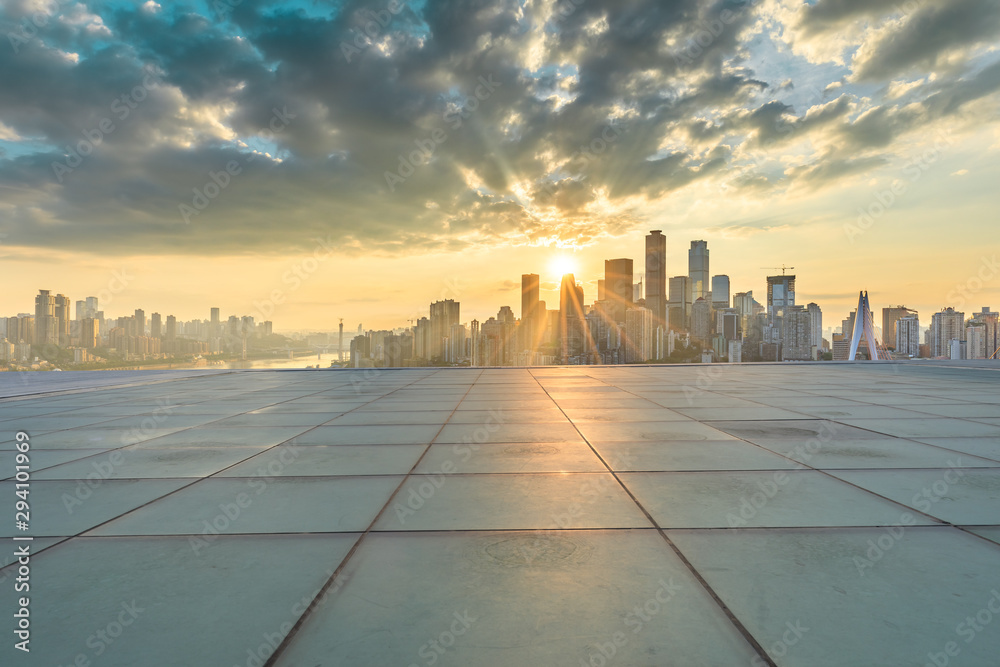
<box><xmin>761</xmin><ymin>265</ymin><xmax>795</xmax><ymax>275</ymax></box>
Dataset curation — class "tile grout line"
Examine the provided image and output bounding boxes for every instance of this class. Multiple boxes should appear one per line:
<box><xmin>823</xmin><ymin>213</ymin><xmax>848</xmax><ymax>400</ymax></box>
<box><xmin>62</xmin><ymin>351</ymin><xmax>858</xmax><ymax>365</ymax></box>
<box><xmin>36</xmin><ymin>372</ymin><xmax>439</xmax><ymax>551</ymax></box>
<box><xmin>262</xmin><ymin>368</ymin><xmax>485</xmax><ymax>667</ymax></box>
<box><xmin>527</xmin><ymin>368</ymin><xmax>781</xmax><ymax>667</ymax></box>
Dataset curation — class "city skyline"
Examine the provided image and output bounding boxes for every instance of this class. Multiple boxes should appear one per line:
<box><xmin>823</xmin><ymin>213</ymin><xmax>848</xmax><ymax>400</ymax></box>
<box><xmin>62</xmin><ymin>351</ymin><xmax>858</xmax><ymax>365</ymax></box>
<box><xmin>3</xmin><ymin>229</ymin><xmax>996</xmax><ymax>336</ymax></box>
<box><xmin>1</xmin><ymin>1</ymin><xmax>999</xmax><ymax>331</ymax></box>
<box><xmin>8</xmin><ymin>228</ymin><xmax>998</xmax><ymax>368</ymax></box>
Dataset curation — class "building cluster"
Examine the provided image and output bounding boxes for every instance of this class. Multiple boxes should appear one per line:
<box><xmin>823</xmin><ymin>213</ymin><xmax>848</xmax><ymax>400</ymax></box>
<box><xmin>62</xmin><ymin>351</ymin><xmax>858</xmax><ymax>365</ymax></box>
<box><xmin>350</xmin><ymin>231</ymin><xmax>829</xmax><ymax>367</ymax></box>
<box><xmin>7</xmin><ymin>236</ymin><xmax>996</xmax><ymax>370</ymax></box>
<box><xmin>0</xmin><ymin>292</ymin><xmax>274</xmax><ymax>366</ymax></box>
<box><xmin>828</xmin><ymin>304</ymin><xmax>998</xmax><ymax>361</ymax></box>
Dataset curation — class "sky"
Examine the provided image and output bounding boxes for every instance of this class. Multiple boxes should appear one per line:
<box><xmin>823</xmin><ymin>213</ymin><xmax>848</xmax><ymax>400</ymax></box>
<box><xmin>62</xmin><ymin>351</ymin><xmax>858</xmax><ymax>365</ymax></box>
<box><xmin>1</xmin><ymin>0</ymin><xmax>999</xmax><ymax>333</ymax></box>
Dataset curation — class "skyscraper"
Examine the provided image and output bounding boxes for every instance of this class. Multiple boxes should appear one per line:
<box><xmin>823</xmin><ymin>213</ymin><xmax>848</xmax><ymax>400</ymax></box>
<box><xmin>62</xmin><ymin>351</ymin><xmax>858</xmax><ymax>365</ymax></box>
<box><xmin>930</xmin><ymin>308</ymin><xmax>965</xmax><ymax>358</ymax></box>
<box><xmin>710</xmin><ymin>275</ymin><xmax>729</xmax><ymax>310</ymax></box>
<box><xmin>690</xmin><ymin>298</ymin><xmax>711</xmax><ymax>341</ymax></box>
<box><xmin>644</xmin><ymin>231</ymin><xmax>666</xmax><ymax>326</ymax></box>
<box><xmin>429</xmin><ymin>299</ymin><xmax>460</xmax><ymax>361</ymax></box>
<box><xmin>766</xmin><ymin>275</ymin><xmax>796</xmax><ymax>323</ymax></box>
<box><xmin>807</xmin><ymin>302</ymin><xmax>823</xmax><ymax>351</ymax></box>
<box><xmin>604</xmin><ymin>258</ymin><xmax>633</xmax><ymax>323</ymax></box>
<box><xmin>782</xmin><ymin>306</ymin><xmax>814</xmax><ymax>361</ymax></box>
<box><xmin>54</xmin><ymin>294</ymin><xmax>71</xmax><ymax>345</ymax></box>
<box><xmin>165</xmin><ymin>315</ymin><xmax>177</xmax><ymax>340</ymax></box>
<box><xmin>896</xmin><ymin>315</ymin><xmax>920</xmax><ymax>357</ymax></box>
<box><xmin>151</xmin><ymin>313</ymin><xmax>162</xmax><ymax>339</ymax></box>
<box><xmin>80</xmin><ymin>318</ymin><xmax>99</xmax><ymax>349</ymax></box>
<box><xmin>623</xmin><ymin>307</ymin><xmax>653</xmax><ymax>363</ymax></box>
<box><xmin>882</xmin><ymin>306</ymin><xmax>917</xmax><ymax>351</ymax></box>
<box><xmin>688</xmin><ymin>240</ymin><xmax>709</xmax><ymax>304</ymax></box>
<box><xmin>34</xmin><ymin>289</ymin><xmax>57</xmax><ymax>346</ymax></box>
<box><xmin>559</xmin><ymin>273</ymin><xmax>586</xmax><ymax>362</ymax></box>
<box><xmin>668</xmin><ymin>276</ymin><xmax>690</xmax><ymax>331</ymax></box>
<box><xmin>521</xmin><ymin>274</ymin><xmax>540</xmax><ymax>350</ymax></box>
<box><xmin>977</xmin><ymin>307</ymin><xmax>999</xmax><ymax>359</ymax></box>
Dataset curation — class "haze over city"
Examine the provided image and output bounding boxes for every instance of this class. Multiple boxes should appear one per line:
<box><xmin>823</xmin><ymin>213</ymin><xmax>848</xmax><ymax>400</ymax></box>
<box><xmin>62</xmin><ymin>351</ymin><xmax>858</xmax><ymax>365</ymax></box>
<box><xmin>1</xmin><ymin>0</ymin><xmax>999</xmax><ymax>331</ymax></box>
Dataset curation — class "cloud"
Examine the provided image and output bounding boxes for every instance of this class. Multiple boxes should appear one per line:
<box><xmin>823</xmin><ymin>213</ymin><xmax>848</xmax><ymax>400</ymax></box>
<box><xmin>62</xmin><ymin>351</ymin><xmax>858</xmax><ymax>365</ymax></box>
<box><xmin>0</xmin><ymin>0</ymin><xmax>997</xmax><ymax>258</ymax></box>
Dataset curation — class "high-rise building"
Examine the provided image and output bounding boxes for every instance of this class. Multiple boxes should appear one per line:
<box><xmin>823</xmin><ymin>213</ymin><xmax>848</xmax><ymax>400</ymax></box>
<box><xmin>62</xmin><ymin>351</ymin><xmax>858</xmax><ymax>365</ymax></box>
<box><xmin>559</xmin><ymin>274</ymin><xmax>586</xmax><ymax>362</ymax></box>
<box><xmin>210</xmin><ymin>307</ymin><xmax>221</xmax><ymax>338</ymax></box>
<box><xmin>718</xmin><ymin>309</ymin><xmax>741</xmax><ymax>341</ymax></box>
<box><xmin>165</xmin><ymin>315</ymin><xmax>177</xmax><ymax>340</ymax></box>
<box><xmin>710</xmin><ymin>275</ymin><xmax>730</xmax><ymax>310</ymax></box>
<box><xmin>80</xmin><ymin>318</ymin><xmax>99</xmax><ymax>349</ymax></box>
<box><xmin>521</xmin><ymin>274</ymin><xmax>540</xmax><ymax>349</ymax></box>
<box><xmin>766</xmin><ymin>275</ymin><xmax>795</xmax><ymax>323</ymax></box>
<box><xmin>604</xmin><ymin>258</ymin><xmax>633</xmax><ymax>323</ymax></box>
<box><xmin>623</xmin><ymin>307</ymin><xmax>653</xmax><ymax>363</ymax></box>
<box><xmin>929</xmin><ymin>308</ymin><xmax>964</xmax><ymax>358</ymax></box>
<box><xmin>733</xmin><ymin>291</ymin><xmax>755</xmax><ymax>331</ymax></box>
<box><xmin>881</xmin><ymin>306</ymin><xmax>917</xmax><ymax>351</ymax></box>
<box><xmin>446</xmin><ymin>323</ymin><xmax>467</xmax><ymax>364</ymax></box>
<box><xmin>413</xmin><ymin>317</ymin><xmax>432</xmax><ymax>360</ymax></box>
<box><xmin>782</xmin><ymin>305</ymin><xmax>813</xmax><ymax>361</ymax></box>
<box><xmin>54</xmin><ymin>294</ymin><xmax>71</xmax><ymax>345</ymax></box>
<box><xmin>896</xmin><ymin>315</ymin><xmax>920</xmax><ymax>357</ymax></box>
<box><xmin>85</xmin><ymin>296</ymin><xmax>99</xmax><ymax>317</ymax></box>
<box><xmin>688</xmin><ymin>240</ymin><xmax>709</xmax><ymax>304</ymax></box>
<box><xmin>469</xmin><ymin>319</ymin><xmax>481</xmax><ymax>366</ymax></box>
<box><xmin>690</xmin><ymin>298</ymin><xmax>711</xmax><ymax>341</ymax></box>
<box><xmin>75</xmin><ymin>300</ymin><xmax>86</xmax><ymax>321</ymax></box>
<box><xmin>668</xmin><ymin>276</ymin><xmax>690</xmax><ymax>331</ymax></box>
<box><xmin>150</xmin><ymin>313</ymin><xmax>162</xmax><ymax>339</ymax></box>
<box><xmin>34</xmin><ymin>290</ymin><xmax>57</xmax><ymax>346</ymax></box>
<box><xmin>806</xmin><ymin>303</ymin><xmax>823</xmax><ymax>351</ymax></box>
<box><xmin>134</xmin><ymin>309</ymin><xmax>146</xmax><ymax>337</ymax></box>
<box><xmin>966</xmin><ymin>324</ymin><xmax>987</xmax><ymax>360</ymax></box>
<box><xmin>644</xmin><ymin>231</ymin><xmax>666</xmax><ymax>326</ymax></box>
<box><xmin>973</xmin><ymin>307</ymin><xmax>998</xmax><ymax>359</ymax></box>
<box><xmin>429</xmin><ymin>299</ymin><xmax>460</xmax><ymax>361</ymax></box>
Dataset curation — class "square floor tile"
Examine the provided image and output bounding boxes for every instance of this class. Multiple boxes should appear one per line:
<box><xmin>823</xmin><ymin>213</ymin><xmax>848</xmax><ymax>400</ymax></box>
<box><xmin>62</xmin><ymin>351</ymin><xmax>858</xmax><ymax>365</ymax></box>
<box><xmin>434</xmin><ymin>422</ymin><xmax>584</xmax><ymax>444</ymax></box>
<box><xmin>33</xmin><ymin>445</ymin><xmax>270</xmax><ymax>480</ymax></box>
<box><xmin>273</xmin><ymin>530</ymin><xmax>761</xmax><ymax>666</ymax></box>
<box><xmin>294</xmin><ymin>424</ymin><xmax>441</xmax><ymax>445</ymax></box>
<box><xmin>219</xmin><ymin>444</ymin><xmax>426</xmax><ymax>477</ymax></box>
<box><xmin>0</xmin><ymin>479</ymin><xmax>191</xmax><ymax>538</ymax></box>
<box><xmin>593</xmin><ymin>441</ymin><xmax>804</xmax><ymax>472</ymax></box>
<box><xmin>668</xmin><ymin>527</ymin><xmax>1000</xmax><ymax>667</ymax></box>
<box><xmin>620</xmin><ymin>471</ymin><xmax>936</xmax><ymax>529</ymax></box>
<box><xmin>830</xmin><ymin>468</ymin><xmax>1000</xmax><ymax>525</ymax></box>
<box><xmin>414</xmin><ymin>442</ymin><xmax>607</xmax><ymax>474</ymax></box>
<box><xmin>374</xmin><ymin>473</ymin><xmax>651</xmax><ymax>531</ymax></box>
<box><xmin>0</xmin><ymin>534</ymin><xmax>357</xmax><ymax>666</ymax></box>
<box><xmin>751</xmin><ymin>438</ymin><xmax>1000</xmax><ymax>470</ymax></box>
<box><xmin>576</xmin><ymin>420</ymin><xmax>737</xmax><ymax>443</ymax></box>
<box><xmin>89</xmin><ymin>476</ymin><xmax>401</xmax><ymax>535</ymax></box>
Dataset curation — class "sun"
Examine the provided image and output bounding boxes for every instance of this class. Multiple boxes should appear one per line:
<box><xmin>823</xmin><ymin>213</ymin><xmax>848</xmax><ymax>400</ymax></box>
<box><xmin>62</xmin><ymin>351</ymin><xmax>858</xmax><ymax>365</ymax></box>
<box><xmin>550</xmin><ymin>255</ymin><xmax>578</xmax><ymax>279</ymax></box>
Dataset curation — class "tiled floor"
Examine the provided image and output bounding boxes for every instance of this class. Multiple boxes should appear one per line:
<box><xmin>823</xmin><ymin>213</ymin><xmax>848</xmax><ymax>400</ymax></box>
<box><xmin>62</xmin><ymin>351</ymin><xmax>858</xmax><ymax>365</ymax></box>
<box><xmin>1</xmin><ymin>362</ymin><xmax>999</xmax><ymax>666</ymax></box>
